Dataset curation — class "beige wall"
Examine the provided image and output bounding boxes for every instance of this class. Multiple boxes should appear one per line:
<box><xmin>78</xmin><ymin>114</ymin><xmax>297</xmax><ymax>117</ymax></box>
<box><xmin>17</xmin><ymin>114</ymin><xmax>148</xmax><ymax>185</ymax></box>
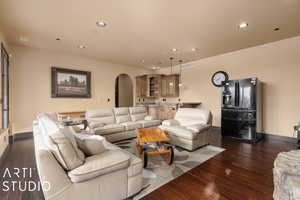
<box><xmin>0</xmin><ymin>29</ymin><xmax>9</xmax><ymax>157</ymax></box>
<box><xmin>118</xmin><ymin>74</ymin><xmax>133</xmax><ymax>107</ymax></box>
<box><xmin>10</xmin><ymin>45</ymin><xmax>150</xmax><ymax>134</ymax></box>
<box><xmin>158</xmin><ymin>36</ymin><xmax>300</xmax><ymax>138</ymax></box>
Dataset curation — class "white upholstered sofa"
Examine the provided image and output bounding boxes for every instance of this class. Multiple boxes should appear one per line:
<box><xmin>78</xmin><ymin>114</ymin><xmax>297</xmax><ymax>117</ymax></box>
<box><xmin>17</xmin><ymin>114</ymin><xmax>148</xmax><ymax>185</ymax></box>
<box><xmin>33</xmin><ymin>113</ymin><xmax>143</xmax><ymax>200</ymax></box>
<box><xmin>86</xmin><ymin>107</ymin><xmax>161</xmax><ymax>142</ymax></box>
<box><xmin>159</xmin><ymin>108</ymin><xmax>212</xmax><ymax>151</ymax></box>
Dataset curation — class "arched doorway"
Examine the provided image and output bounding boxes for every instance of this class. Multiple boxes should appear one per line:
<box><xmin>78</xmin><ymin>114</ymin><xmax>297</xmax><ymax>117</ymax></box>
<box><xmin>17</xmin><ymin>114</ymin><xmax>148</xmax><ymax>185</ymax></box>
<box><xmin>115</xmin><ymin>74</ymin><xmax>133</xmax><ymax>107</ymax></box>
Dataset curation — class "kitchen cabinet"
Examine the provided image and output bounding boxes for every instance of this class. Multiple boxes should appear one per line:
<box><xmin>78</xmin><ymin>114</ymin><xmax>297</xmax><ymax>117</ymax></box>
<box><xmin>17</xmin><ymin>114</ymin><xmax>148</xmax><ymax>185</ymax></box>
<box><xmin>136</xmin><ymin>75</ymin><xmax>147</xmax><ymax>97</ymax></box>
<box><xmin>136</xmin><ymin>74</ymin><xmax>179</xmax><ymax>98</ymax></box>
<box><xmin>148</xmin><ymin>106</ymin><xmax>159</xmax><ymax>120</ymax></box>
<box><xmin>158</xmin><ymin>106</ymin><xmax>177</xmax><ymax>120</ymax></box>
<box><xmin>160</xmin><ymin>74</ymin><xmax>179</xmax><ymax>97</ymax></box>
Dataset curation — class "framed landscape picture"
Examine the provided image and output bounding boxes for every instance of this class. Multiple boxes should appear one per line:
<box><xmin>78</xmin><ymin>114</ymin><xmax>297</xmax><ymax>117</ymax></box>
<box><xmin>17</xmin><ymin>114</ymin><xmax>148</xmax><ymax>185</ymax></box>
<box><xmin>51</xmin><ymin>67</ymin><xmax>91</xmax><ymax>98</ymax></box>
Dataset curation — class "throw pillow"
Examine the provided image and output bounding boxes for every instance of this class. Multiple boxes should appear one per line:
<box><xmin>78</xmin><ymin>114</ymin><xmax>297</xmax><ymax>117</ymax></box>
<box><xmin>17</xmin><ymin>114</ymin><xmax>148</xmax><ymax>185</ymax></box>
<box><xmin>49</xmin><ymin>130</ymin><xmax>85</xmax><ymax>171</ymax></box>
<box><xmin>74</xmin><ymin>134</ymin><xmax>107</xmax><ymax>156</ymax></box>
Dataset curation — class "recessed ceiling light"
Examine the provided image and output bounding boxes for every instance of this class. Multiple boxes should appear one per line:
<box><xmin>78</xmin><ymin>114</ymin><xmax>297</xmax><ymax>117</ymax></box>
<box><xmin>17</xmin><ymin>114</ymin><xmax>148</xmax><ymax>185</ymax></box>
<box><xmin>191</xmin><ymin>48</ymin><xmax>197</xmax><ymax>52</ymax></box>
<box><xmin>19</xmin><ymin>36</ymin><xmax>29</xmax><ymax>42</ymax></box>
<box><xmin>152</xmin><ymin>66</ymin><xmax>160</xmax><ymax>70</ymax></box>
<box><xmin>78</xmin><ymin>45</ymin><xmax>87</xmax><ymax>49</ymax></box>
<box><xmin>274</xmin><ymin>27</ymin><xmax>280</xmax><ymax>31</ymax></box>
<box><xmin>239</xmin><ymin>23</ymin><xmax>248</xmax><ymax>29</ymax></box>
<box><xmin>96</xmin><ymin>21</ymin><xmax>107</xmax><ymax>27</ymax></box>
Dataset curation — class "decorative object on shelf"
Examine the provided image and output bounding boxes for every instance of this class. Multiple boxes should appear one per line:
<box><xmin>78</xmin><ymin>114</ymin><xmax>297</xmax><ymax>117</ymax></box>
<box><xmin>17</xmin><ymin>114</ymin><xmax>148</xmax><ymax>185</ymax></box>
<box><xmin>51</xmin><ymin>67</ymin><xmax>91</xmax><ymax>98</ymax></box>
<box><xmin>169</xmin><ymin>57</ymin><xmax>174</xmax><ymax>86</ymax></box>
<box><xmin>178</xmin><ymin>59</ymin><xmax>183</xmax><ymax>87</ymax></box>
<box><xmin>211</xmin><ymin>71</ymin><xmax>229</xmax><ymax>87</ymax></box>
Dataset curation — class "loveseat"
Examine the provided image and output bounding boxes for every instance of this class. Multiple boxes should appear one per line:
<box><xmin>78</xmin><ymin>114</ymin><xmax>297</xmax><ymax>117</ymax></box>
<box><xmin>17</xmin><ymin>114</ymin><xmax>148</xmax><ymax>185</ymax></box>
<box><xmin>33</xmin><ymin>112</ymin><xmax>143</xmax><ymax>200</ymax></box>
<box><xmin>86</xmin><ymin>106</ymin><xmax>161</xmax><ymax>142</ymax></box>
<box><xmin>159</xmin><ymin>108</ymin><xmax>212</xmax><ymax>151</ymax></box>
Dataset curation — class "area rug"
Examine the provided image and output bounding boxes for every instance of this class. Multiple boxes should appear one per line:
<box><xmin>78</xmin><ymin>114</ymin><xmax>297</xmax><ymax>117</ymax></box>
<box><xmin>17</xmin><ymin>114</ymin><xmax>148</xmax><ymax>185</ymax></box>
<box><xmin>114</xmin><ymin>139</ymin><xmax>225</xmax><ymax>199</ymax></box>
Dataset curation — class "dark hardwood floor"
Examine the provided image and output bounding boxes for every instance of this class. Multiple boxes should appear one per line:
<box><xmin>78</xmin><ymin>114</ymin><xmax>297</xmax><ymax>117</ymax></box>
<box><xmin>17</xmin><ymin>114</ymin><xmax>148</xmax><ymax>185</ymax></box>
<box><xmin>0</xmin><ymin>132</ymin><xmax>297</xmax><ymax>200</ymax></box>
<box><xmin>142</xmin><ymin>136</ymin><xmax>297</xmax><ymax>200</ymax></box>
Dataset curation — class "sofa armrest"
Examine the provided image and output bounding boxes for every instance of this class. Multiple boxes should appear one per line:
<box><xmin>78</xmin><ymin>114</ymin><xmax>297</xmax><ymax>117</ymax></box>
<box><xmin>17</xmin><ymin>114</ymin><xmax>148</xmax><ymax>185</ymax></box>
<box><xmin>144</xmin><ymin>115</ymin><xmax>154</xmax><ymax>121</ymax></box>
<box><xmin>36</xmin><ymin>150</ymin><xmax>72</xmax><ymax>199</ymax></box>
<box><xmin>68</xmin><ymin>150</ymin><xmax>130</xmax><ymax>183</ymax></box>
<box><xmin>162</xmin><ymin>119</ymin><xmax>180</xmax><ymax>126</ymax></box>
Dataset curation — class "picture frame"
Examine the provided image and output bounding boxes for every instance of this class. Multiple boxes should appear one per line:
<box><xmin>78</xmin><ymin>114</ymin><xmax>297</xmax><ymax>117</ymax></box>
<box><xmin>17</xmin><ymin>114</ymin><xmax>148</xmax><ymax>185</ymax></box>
<box><xmin>51</xmin><ymin>67</ymin><xmax>91</xmax><ymax>98</ymax></box>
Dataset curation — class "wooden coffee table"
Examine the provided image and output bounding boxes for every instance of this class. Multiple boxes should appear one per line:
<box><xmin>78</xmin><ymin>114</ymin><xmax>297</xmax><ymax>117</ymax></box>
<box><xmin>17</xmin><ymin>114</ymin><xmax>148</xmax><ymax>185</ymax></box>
<box><xmin>136</xmin><ymin>128</ymin><xmax>174</xmax><ymax>168</ymax></box>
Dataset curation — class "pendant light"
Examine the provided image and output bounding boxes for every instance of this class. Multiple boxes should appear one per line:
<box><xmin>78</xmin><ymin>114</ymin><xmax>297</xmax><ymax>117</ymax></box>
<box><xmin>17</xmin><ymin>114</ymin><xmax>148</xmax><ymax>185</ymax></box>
<box><xmin>169</xmin><ymin>57</ymin><xmax>174</xmax><ymax>86</ymax></box>
<box><xmin>178</xmin><ymin>59</ymin><xmax>183</xmax><ymax>87</ymax></box>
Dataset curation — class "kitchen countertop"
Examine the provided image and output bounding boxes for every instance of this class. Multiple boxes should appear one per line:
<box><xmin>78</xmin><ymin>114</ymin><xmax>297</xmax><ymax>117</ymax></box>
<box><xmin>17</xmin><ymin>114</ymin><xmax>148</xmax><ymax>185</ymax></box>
<box><xmin>136</xmin><ymin>102</ymin><xmax>201</xmax><ymax>108</ymax></box>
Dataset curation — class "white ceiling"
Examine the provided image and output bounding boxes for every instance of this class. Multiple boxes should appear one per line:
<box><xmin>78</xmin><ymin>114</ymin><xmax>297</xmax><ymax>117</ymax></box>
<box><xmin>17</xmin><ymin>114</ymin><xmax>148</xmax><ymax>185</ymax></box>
<box><xmin>0</xmin><ymin>0</ymin><xmax>300</xmax><ymax>68</ymax></box>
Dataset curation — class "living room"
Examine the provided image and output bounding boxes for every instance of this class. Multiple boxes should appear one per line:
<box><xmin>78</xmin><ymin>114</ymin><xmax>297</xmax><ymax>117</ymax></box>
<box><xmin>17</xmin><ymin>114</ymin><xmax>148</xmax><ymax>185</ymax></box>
<box><xmin>0</xmin><ymin>0</ymin><xmax>300</xmax><ymax>199</ymax></box>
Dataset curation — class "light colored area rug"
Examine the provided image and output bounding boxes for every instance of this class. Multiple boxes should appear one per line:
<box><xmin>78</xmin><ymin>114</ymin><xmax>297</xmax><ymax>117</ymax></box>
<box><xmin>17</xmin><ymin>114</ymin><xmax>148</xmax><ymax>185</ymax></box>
<box><xmin>114</xmin><ymin>139</ymin><xmax>225</xmax><ymax>200</ymax></box>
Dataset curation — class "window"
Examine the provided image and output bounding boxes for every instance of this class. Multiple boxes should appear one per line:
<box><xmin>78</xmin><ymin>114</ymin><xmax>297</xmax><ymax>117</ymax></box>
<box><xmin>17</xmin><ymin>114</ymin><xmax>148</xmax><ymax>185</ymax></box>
<box><xmin>1</xmin><ymin>43</ymin><xmax>9</xmax><ymax>130</ymax></box>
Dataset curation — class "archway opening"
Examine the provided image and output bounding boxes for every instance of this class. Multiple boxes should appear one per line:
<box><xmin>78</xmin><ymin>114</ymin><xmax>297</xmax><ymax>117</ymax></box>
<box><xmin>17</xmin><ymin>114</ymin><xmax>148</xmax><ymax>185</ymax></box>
<box><xmin>115</xmin><ymin>74</ymin><xmax>133</xmax><ymax>107</ymax></box>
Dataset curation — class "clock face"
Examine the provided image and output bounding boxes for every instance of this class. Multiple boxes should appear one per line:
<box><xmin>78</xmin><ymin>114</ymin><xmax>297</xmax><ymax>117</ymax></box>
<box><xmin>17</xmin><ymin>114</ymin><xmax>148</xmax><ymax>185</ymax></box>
<box><xmin>212</xmin><ymin>71</ymin><xmax>228</xmax><ymax>87</ymax></box>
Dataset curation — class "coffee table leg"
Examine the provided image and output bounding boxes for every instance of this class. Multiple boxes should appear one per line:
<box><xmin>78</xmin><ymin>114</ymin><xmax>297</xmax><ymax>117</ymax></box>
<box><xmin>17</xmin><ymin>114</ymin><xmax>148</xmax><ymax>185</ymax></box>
<box><xmin>136</xmin><ymin>142</ymin><xmax>142</xmax><ymax>155</ymax></box>
<box><xmin>162</xmin><ymin>146</ymin><xmax>174</xmax><ymax>165</ymax></box>
<box><xmin>143</xmin><ymin>150</ymin><xmax>148</xmax><ymax>168</ymax></box>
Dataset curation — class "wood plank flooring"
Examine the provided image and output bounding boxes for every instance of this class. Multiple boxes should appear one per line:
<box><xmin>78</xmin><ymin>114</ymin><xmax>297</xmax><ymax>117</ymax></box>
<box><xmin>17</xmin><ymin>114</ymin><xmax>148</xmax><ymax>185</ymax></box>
<box><xmin>0</xmin><ymin>131</ymin><xmax>297</xmax><ymax>200</ymax></box>
<box><xmin>142</xmin><ymin>136</ymin><xmax>297</xmax><ymax>200</ymax></box>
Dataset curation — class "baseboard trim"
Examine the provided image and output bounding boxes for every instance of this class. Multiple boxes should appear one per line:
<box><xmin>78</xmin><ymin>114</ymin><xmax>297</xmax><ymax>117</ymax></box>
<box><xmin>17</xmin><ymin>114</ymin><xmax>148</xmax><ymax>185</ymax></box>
<box><xmin>262</xmin><ymin>133</ymin><xmax>297</xmax><ymax>143</ymax></box>
<box><xmin>212</xmin><ymin>126</ymin><xmax>296</xmax><ymax>144</ymax></box>
<box><xmin>10</xmin><ymin>132</ymin><xmax>33</xmax><ymax>143</ymax></box>
<box><xmin>0</xmin><ymin>144</ymin><xmax>10</xmax><ymax>167</ymax></box>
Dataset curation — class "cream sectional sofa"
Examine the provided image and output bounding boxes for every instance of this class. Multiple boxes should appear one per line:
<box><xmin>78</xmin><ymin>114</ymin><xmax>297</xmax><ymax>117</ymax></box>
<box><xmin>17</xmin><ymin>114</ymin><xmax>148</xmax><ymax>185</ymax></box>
<box><xmin>86</xmin><ymin>107</ymin><xmax>161</xmax><ymax>142</ymax></box>
<box><xmin>159</xmin><ymin>108</ymin><xmax>212</xmax><ymax>151</ymax></box>
<box><xmin>33</xmin><ymin>113</ymin><xmax>143</xmax><ymax>200</ymax></box>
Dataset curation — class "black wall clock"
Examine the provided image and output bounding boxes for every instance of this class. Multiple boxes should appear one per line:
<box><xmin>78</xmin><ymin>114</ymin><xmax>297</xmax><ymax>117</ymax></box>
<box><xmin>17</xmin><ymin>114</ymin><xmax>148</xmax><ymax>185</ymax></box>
<box><xmin>211</xmin><ymin>71</ymin><xmax>229</xmax><ymax>87</ymax></box>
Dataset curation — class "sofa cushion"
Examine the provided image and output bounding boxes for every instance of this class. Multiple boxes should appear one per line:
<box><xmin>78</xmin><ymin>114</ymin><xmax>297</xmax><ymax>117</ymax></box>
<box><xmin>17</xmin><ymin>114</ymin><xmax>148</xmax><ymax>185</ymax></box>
<box><xmin>102</xmin><ymin>140</ymin><xmax>143</xmax><ymax>177</ymax></box>
<box><xmin>138</xmin><ymin>120</ymin><xmax>161</xmax><ymax>128</ymax></box>
<box><xmin>131</xmin><ymin>113</ymin><xmax>147</xmax><ymax>122</ymax></box>
<box><xmin>159</xmin><ymin>125</ymin><xmax>197</xmax><ymax>140</ymax></box>
<box><xmin>86</xmin><ymin>108</ymin><xmax>116</xmax><ymax>125</ymax></box>
<box><xmin>94</xmin><ymin>124</ymin><xmax>125</xmax><ymax>135</ymax></box>
<box><xmin>129</xmin><ymin>107</ymin><xmax>147</xmax><ymax>114</ymax></box>
<box><xmin>89</xmin><ymin>121</ymin><xmax>105</xmax><ymax>129</ymax></box>
<box><xmin>186</xmin><ymin>124</ymin><xmax>210</xmax><ymax>133</ymax></box>
<box><xmin>121</xmin><ymin>121</ymin><xmax>142</xmax><ymax>131</ymax></box>
<box><xmin>129</xmin><ymin>107</ymin><xmax>147</xmax><ymax>122</ymax></box>
<box><xmin>114</xmin><ymin>107</ymin><xmax>131</xmax><ymax>124</ymax></box>
<box><xmin>74</xmin><ymin>133</ymin><xmax>107</xmax><ymax>156</ymax></box>
<box><xmin>175</xmin><ymin>108</ymin><xmax>211</xmax><ymax>126</ymax></box>
<box><xmin>68</xmin><ymin>150</ymin><xmax>130</xmax><ymax>183</ymax></box>
<box><xmin>49</xmin><ymin>130</ymin><xmax>85</xmax><ymax>171</ymax></box>
<box><xmin>162</xmin><ymin>119</ymin><xmax>180</xmax><ymax>126</ymax></box>
<box><xmin>38</xmin><ymin>113</ymin><xmax>85</xmax><ymax>170</ymax></box>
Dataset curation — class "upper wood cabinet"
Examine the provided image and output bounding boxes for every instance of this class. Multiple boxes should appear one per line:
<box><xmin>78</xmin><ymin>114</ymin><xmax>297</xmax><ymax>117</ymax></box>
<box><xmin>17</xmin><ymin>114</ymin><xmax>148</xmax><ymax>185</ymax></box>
<box><xmin>136</xmin><ymin>74</ymin><xmax>179</xmax><ymax>98</ymax></box>
<box><xmin>136</xmin><ymin>75</ymin><xmax>147</xmax><ymax>97</ymax></box>
<box><xmin>160</xmin><ymin>74</ymin><xmax>179</xmax><ymax>97</ymax></box>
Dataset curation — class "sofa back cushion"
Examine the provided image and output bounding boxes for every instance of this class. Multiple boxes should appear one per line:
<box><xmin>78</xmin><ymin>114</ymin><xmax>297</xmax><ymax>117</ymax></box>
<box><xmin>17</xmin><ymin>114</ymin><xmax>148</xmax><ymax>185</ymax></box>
<box><xmin>37</xmin><ymin>113</ymin><xmax>85</xmax><ymax>171</ymax></box>
<box><xmin>129</xmin><ymin>107</ymin><xmax>147</xmax><ymax>122</ymax></box>
<box><xmin>86</xmin><ymin>108</ymin><xmax>115</xmax><ymax>125</ymax></box>
<box><xmin>113</xmin><ymin>107</ymin><xmax>131</xmax><ymax>124</ymax></box>
<box><xmin>175</xmin><ymin>108</ymin><xmax>211</xmax><ymax>126</ymax></box>
<box><xmin>49</xmin><ymin>130</ymin><xmax>85</xmax><ymax>171</ymax></box>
